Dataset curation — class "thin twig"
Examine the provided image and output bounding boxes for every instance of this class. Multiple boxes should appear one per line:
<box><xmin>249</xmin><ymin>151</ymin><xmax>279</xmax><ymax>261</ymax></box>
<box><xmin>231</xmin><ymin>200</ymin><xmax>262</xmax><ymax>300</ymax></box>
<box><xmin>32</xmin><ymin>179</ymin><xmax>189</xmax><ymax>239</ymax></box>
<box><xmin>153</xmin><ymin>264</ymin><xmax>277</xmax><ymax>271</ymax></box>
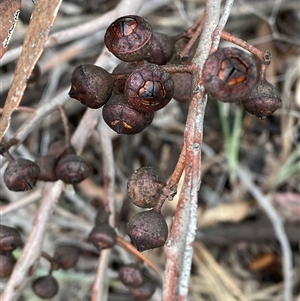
<box><xmin>0</xmin><ymin>188</ymin><xmax>42</xmax><ymax>216</ymax></box>
<box><xmin>91</xmin><ymin>114</ymin><xmax>116</xmax><ymax>301</ymax></box>
<box><xmin>163</xmin><ymin>1</ymin><xmax>222</xmax><ymax>300</ymax></box>
<box><xmin>211</xmin><ymin>0</ymin><xmax>235</xmax><ymax>52</ymax></box>
<box><xmin>236</xmin><ymin>166</ymin><xmax>293</xmax><ymax>301</ymax></box>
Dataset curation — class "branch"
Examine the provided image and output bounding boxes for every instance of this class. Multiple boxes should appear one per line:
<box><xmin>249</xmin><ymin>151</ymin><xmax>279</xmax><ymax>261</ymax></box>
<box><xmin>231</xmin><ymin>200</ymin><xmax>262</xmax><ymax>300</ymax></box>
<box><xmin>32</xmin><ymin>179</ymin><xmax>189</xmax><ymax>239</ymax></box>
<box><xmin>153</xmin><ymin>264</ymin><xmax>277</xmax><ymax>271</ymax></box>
<box><xmin>163</xmin><ymin>1</ymin><xmax>222</xmax><ymax>300</ymax></box>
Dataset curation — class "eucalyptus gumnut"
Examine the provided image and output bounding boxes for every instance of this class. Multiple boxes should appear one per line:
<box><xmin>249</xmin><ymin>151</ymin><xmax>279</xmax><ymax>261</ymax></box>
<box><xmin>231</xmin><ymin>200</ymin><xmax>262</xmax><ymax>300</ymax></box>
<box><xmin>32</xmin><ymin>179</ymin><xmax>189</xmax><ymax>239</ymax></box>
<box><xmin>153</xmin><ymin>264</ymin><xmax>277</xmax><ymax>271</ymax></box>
<box><xmin>112</xmin><ymin>62</ymin><xmax>139</xmax><ymax>94</ymax></box>
<box><xmin>55</xmin><ymin>154</ymin><xmax>89</xmax><ymax>184</ymax></box>
<box><xmin>171</xmin><ymin>72</ymin><xmax>193</xmax><ymax>103</ymax></box>
<box><xmin>88</xmin><ymin>224</ymin><xmax>117</xmax><ymax>251</ymax></box>
<box><xmin>124</xmin><ymin>63</ymin><xmax>174</xmax><ymax>112</ymax></box>
<box><xmin>129</xmin><ymin>279</ymin><xmax>156</xmax><ymax>300</ymax></box>
<box><xmin>35</xmin><ymin>155</ymin><xmax>58</xmax><ymax>182</ymax></box>
<box><xmin>0</xmin><ymin>253</ymin><xmax>16</xmax><ymax>278</ymax></box>
<box><xmin>118</xmin><ymin>263</ymin><xmax>144</xmax><ymax>288</ymax></box>
<box><xmin>202</xmin><ymin>47</ymin><xmax>257</xmax><ymax>102</ymax></box>
<box><xmin>69</xmin><ymin>64</ymin><xmax>113</xmax><ymax>109</ymax></box>
<box><xmin>32</xmin><ymin>275</ymin><xmax>59</xmax><ymax>299</ymax></box>
<box><xmin>145</xmin><ymin>32</ymin><xmax>175</xmax><ymax>65</ymax></box>
<box><xmin>54</xmin><ymin>245</ymin><xmax>80</xmax><ymax>270</ymax></box>
<box><xmin>126</xmin><ymin>209</ymin><xmax>168</xmax><ymax>252</ymax></box>
<box><xmin>4</xmin><ymin>158</ymin><xmax>40</xmax><ymax>191</ymax></box>
<box><xmin>0</xmin><ymin>224</ymin><xmax>22</xmax><ymax>254</ymax></box>
<box><xmin>102</xmin><ymin>94</ymin><xmax>154</xmax><ymax>135</ymax></box>
<box><xmin>127</xmin><ymin>167</ymin><xmax>166</xmax><ymax>208</ymax></box>
<box><xmin>241</xmin><ymin>79</ymin><xmax>282</xmax><ymax>119</ymax></box>
<box><xmin>104</xmin><ymin>15</ymin><xmax>153</xmax><ymax>62</ymax></box>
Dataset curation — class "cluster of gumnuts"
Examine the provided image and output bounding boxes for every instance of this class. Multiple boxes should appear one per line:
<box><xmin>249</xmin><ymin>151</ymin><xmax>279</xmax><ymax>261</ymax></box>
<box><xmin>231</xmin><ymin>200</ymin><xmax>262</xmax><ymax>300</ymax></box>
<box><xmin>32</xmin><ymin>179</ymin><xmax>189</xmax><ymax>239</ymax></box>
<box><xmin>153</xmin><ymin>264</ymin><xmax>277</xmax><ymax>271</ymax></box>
<box><xmin>0</xmin><ymin>135</ymin><xmax>89</xmax><ymax>192</ymax></box>
<box><xmin>0</xmin><ymin>224</ymin><xmax>79</xmax><ymax>299</ymax></box>
<box><xmin>30</xmin><ymin>244</ymin><xmax>80</xmax><ymax>299</ymax></box>
<box><xmin>68</xmin><ymin>14</ymin><xmax>282</xmax><ymax>252</ymax></box>
<box><xmin>0</xmin><ymin>14</ymin><xmax>283</xmax><ymax>300</ymax></box>
<box><xmin>69</xmin><ymin>14</ymin><xmax>282</xmax><ymax>132</ymax></box>
<box><xmin>69</xmin><ymin>14</ymin><xmax>194</xmax><ymax>135</ymax></box>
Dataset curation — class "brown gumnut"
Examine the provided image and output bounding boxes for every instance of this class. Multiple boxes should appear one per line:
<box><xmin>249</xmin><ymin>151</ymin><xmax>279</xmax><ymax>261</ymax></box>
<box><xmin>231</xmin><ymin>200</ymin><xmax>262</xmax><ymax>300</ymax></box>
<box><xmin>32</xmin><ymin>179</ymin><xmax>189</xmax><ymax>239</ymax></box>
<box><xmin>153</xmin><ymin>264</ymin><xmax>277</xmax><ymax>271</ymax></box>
<box><xmin>118</xmin><ymin>263</ymin><xmax>144</xmax><ymax>288</ymax></box>
<box><xmin>0</xmin><ymin>224</ymin><xmax>22</xmax><ymax>254</ymax></box>
<box><xmin>145</xmin><ymin>32</ymin><xmax>175</xmax><ymax>65</ymax></box>
<box><xmin>35</xmin><ymin>155</ymin><xmax>58</xmax><ymax>182</ymax></box>
<box><xmin>129</xmin><ymin>278</ymin><xmax>156</xmax><ymax>300</ymax></box>
<box><xmin>124</xmin><ymin>63</ymin><xmax>174</xmax><ymax>112</ymax></box>
<box><xmin>202</xmin><ymin>47</ymin><xmax>257</xmax><ymax>102</ymax></box>
<box><xmin>241</xmin><ymin>79</ymin><xmax>282</xmax><ymax>119</ymax></box>
<box><xmin>55</xmin><ymin>154</ymin><xmax>89</xmax><ymax>184</ymax></box>
<box><xmin>126</xmin><ymin>209</ymin><xmax>168</xmax><ymax>252</ymax></box>
<box><xmin>54</xmin><ymin>245</ymin><xmax>79</xmax><ymax>270</ymax></box>
<box><xmin>171</xmin><ymin>72</ymin><xmax>193</xmax><ymax>102</ymax></box>
<box><xmin>4</xmin><ymin>158</ymin><xmax>40</xmax><ymax>191</ymax></box>
<box><xmin>127</xmin><ymin>167</ymin><xmax>166</xmax><ymax>208</ymax></box>
<box><xmin>32</xmin><ymin>274</ymin><xmax>59</xmax><ymax>299</ymax></box>
<box><xmin>102</xmin><ymin>94</ymin><xmax>154</xmax><ymax>135</ymax></box>
<box><xmin>104</xmin><ymin>15</ymin><xmax>153</xmax><ymax>62</ymax></box>
<box><xmin>0</xmin><ymin>253</ymin><xmax>16</xmax><ymax>278</ymax></box>
<box><xmin>88</xmin><ymin>224</ymin><xmax>117</xmax><ymax>251</ymax></box>
<box><xmin>112</xmin><ymin>62</ymin><xmax>139</xmax><ymax>94</ymax></box>
<box><xmin>69</xmin><ymin>64</ymin><xmax>113</xmax><ymax>109</ymax></box>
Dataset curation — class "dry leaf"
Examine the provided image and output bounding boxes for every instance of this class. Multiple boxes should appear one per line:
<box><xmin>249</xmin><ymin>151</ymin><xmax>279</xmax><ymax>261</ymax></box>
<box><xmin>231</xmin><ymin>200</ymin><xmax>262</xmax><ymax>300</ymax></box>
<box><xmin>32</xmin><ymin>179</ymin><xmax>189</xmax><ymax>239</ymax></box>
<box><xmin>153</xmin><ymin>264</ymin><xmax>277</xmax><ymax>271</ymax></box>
<box><xmin>198</xmin><ymin>201</ymin><xmax>250</xmax><ymax>228</ymax></box>
<box><xmin>0</xmin><ymin>0</ymin><xmax>63</xmax><ymax>141</ymax></box>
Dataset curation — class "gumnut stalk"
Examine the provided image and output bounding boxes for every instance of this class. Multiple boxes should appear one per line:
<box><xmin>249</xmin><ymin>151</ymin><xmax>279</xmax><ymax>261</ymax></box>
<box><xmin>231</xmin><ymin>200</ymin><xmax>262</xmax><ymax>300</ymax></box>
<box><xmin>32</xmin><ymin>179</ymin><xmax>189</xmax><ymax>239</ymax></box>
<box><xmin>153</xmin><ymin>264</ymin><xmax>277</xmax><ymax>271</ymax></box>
<box><xmin>241</xmin><ymin>79</ymin><xmax>282</xmax><ymax>119</ymax></box>
<box><xmin>127</xmin><ymin>167</ymin><xmax>166</xmax><ymax>208</ymax></box>
<box><xmin>202</xmin><ymin>47</ymin><xmax>257</xmax><ymax>102</ymax></box>
<box><xmin>126</xmin><ymin>209</ymin><xmax>168</xmax><ymax>252</ymax></box>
